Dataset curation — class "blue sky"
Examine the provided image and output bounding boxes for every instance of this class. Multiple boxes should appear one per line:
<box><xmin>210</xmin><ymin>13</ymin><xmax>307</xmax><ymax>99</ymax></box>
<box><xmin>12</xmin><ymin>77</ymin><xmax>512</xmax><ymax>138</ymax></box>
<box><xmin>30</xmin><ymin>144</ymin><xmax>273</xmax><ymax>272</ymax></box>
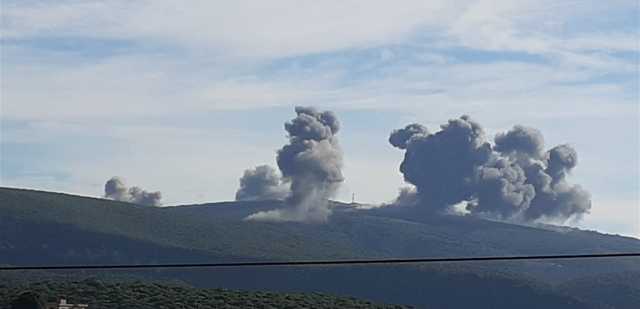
<box><xmin>1</xmin><ymin>0</ymin><xmax>638</xmax><ymax>237</ymax></box>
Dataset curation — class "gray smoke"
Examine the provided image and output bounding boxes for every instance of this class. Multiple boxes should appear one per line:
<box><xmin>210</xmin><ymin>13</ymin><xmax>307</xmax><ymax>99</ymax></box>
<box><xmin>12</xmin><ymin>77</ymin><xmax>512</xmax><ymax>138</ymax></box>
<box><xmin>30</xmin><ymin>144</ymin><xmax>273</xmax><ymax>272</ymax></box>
<box><xmin>391</xmin><ymin>186</ymin><xmax>420</xmax><ymax>207</ymax></box>
<box><xmin>104</xmin><ymin>177</ymin><xmax>130</xmax><ymax>201</ymax></box>
<box><xmin>389</xmin><ymin>123</ymin><xmax>429</xmax><ymax>149</ymax></box>
<box><xmin>235</xmin><ymin>165</ymin><xmax>289</xmax><ymax>201</ymax></box>
<box><xmin>104</xmin><ymin>176</ymin><xmax>162</xmax><ymax>206</ymax></box>
<box><xmin>390</xmin><ymin>116</ymin><xmax>493</xmax><ymax>208</ymax></box>
<box><xmin>523</xmin><ymin>145</ymin><xmax>590</xmax><ymax>221</ymax></box>
<box><xmin>245</xmin><ymin>106</ymin><xmax>344</xmax><ymax>223</ymax></box>
<box><xmin>495</xmin><ymin>125</ymin><xmax>545</xmax><ymax>160</ymax></box>
<box><xmin>389</xmin><ymin>116</ymin><xmax>590</xmax><ymax>223</ymax></box>
<box><xmin>545</xmin><ymin>144</ymin><xmax>578</xmax><ymax>182</ymax></box>
<box><xmin>472</xmin><ymin>157</ymin><xmax>535</xmax><ymax>219</ymax></box>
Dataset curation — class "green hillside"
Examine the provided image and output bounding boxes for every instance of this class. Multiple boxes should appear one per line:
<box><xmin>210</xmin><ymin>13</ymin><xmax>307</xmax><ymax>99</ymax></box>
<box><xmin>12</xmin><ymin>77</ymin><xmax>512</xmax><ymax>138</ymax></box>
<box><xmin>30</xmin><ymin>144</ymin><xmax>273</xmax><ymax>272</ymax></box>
<box><xmin>2</xmin><ymin>187</ymin><xmax>638</xmax><ymax>263</ymax></box>
<box><xmin>1</xmin><ymin>187</ymin><xmax>639</xmax><ymax>308</ymax></box>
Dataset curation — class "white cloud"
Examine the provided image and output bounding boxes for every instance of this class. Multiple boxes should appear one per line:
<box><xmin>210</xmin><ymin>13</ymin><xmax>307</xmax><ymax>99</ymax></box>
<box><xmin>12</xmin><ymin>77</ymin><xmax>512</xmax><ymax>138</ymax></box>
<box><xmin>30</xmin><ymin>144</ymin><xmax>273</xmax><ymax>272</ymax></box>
<box><xmin>446</xmin><ymin>0</ymin><xmax>638</xmax><ymax>53</ymax></box>
<box><xmin>3</xmin><ymin>40</ymin><xmax>635</xmax><ymax>131</ymax></box>
<box><xmin>1</xmin><ymin>50</ymin><xmax>181</xmax><ymax>120</ymax></box>
<box><xmin>4</xmin><ymin>1</ymin><xmax>636</xmax><ymax>59</ymax></box>
<box><xmin>2</xmin><ymin>0</ymin><xmax>458</xmax><ymax>58</ymax></box>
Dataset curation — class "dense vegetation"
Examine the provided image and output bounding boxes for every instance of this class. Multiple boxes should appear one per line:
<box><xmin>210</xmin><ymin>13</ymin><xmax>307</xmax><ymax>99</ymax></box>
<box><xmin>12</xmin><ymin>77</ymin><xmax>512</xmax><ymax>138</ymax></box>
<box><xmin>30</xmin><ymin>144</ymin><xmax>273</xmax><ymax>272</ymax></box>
<box><xmin>1</xmin><ymin>279</ymin><xmax>406</xmax><ymax>309</ymax></box>
<box><xmin>559</xmin><ymin>271</ymin><xmax>640</xmax><ymax>309</ymax></box>
<box><xmin>2</xmin><ymin>187</ymin><xmax>638</xmax><ymax>264</ymax></box>
<box><xmin>1</xmin><ymin>187</ymin><xmax>639</xmax><ymax>308</ymax></box>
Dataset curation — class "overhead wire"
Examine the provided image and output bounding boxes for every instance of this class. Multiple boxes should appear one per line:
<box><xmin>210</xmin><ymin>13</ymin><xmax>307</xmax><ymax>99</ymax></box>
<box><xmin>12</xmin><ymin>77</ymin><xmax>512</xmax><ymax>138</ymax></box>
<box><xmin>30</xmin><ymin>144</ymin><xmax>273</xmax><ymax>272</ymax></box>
<box><xmin>1</xmin><ymin>252</ymin><xmax>639</xmax><ymax>271</ymax></box>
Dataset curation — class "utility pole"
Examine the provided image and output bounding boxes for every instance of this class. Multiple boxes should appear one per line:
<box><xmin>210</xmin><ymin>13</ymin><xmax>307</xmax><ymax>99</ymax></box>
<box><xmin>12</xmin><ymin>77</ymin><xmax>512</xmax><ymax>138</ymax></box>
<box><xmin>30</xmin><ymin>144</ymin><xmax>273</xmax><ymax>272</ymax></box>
<box><xmin>351</xmin><ymin>193</ymin><xmax>355</xmax><ymax>204</ymax></box>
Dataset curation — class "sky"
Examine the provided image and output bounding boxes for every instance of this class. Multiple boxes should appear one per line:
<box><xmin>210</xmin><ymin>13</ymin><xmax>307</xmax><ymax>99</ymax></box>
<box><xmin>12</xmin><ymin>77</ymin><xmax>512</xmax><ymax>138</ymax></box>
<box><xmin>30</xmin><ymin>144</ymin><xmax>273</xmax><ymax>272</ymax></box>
<box><xmin>1</xmin><ymin>0</ymin><xmax>638</xmax><ymax>237</ymax></box>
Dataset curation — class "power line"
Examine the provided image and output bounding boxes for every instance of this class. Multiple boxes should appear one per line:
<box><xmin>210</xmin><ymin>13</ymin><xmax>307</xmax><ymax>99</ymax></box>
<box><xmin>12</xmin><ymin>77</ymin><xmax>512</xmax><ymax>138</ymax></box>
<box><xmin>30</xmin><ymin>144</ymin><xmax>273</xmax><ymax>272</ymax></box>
<box><xmin>1</xmin><ymin>252</ymin><xmax>639</xmax><ymax>271</ymax></box>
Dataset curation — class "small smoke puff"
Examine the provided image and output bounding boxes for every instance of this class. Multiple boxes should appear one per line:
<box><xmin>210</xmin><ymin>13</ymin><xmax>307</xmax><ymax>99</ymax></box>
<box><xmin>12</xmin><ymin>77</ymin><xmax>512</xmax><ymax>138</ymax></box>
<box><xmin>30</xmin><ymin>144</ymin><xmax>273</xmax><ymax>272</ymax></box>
<box><xmin>545</xmin><ymin>144</ymin><xmax>578</xmax><ymax>181</ymax></box>
<box><xmin>389</xmin><ymin>124</ymin><xmax>429</xmax><ymax>149</ymax></box>
<box><xmin>391</xmin><ymin>187</ymin><xmax>419</xmax><ymax>207</ymax></box>
<box><xmin>104</xmin><ymin>176</ymin><xmax>162</xmax><ymax>206</ymax></box>
<box><xmin>495</xmin><ymin>125</ymin><xmax>545</xmax><ymax>159</ymax></box>
<box><xmin>104</xmin><ymin>177</ymin><xmax>130</xmax><ymax>201</ymax></box>
<box><xmin>244</xmin><ymin>190</ymin><xmax>331</xmax><ymax>223</ymax></box>
<box><xmin>128</xmin><ymin>186</ymin><xmax>163</xmax><ymax>206</ymax></box>
<box><xmin>235</xmin><ymin>165</ymin><xmax>289</xmax><ymax>201</ymax></box>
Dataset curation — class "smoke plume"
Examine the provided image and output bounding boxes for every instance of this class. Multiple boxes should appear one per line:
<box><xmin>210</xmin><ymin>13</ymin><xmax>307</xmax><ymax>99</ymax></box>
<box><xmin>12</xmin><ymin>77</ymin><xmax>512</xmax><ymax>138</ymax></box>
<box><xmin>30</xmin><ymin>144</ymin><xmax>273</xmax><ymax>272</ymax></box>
<box><xmin>244</xmin><ymin>106</ymin><xmax>344</xmax><ymax>223</ymax></box>
<box><xmin>389</xmin><ymin>116</ymin><xmax>590</xmax><ymax>223</ymax></box>
<box><xmin>235</xmin><ymin>165</ymin><xmax>289</xmax><ymax>201</ymax></box>
<box><xmin>104</xmin><ymin>176</ymin><xmax>162</xmax><ymax>206</ymax></box>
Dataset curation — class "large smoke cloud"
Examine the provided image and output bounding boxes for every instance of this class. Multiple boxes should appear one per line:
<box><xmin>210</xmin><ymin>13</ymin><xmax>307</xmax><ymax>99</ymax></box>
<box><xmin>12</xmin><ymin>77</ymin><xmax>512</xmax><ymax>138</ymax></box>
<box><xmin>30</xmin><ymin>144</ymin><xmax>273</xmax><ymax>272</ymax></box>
<box><xmin>243</xmin><ymin>106</ymin><xmax>344</xmax><ymax>223</ymax></box>
<box><xmin>235</xmin><ymin>165</ymin><xmax>289</xmax><ymax>201</ymax></box>
<box><xmin>389</xmin><ymin>116</ymin><xmax>590</xmax><ymax>223</ymax></box>
<box><xmin>104</xmin><ymin>177</ymin><xmax>162</xmax><ymax>206</ymax></box>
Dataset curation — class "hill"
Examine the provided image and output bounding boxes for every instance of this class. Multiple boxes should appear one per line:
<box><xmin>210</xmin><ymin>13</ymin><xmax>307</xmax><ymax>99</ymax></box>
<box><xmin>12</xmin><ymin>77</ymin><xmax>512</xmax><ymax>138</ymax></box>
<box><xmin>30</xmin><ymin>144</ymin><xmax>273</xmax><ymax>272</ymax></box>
<box><xmin>1</xmin><ymin>187</ymin><xmax>639</xmax><ymax>308</ymax></box>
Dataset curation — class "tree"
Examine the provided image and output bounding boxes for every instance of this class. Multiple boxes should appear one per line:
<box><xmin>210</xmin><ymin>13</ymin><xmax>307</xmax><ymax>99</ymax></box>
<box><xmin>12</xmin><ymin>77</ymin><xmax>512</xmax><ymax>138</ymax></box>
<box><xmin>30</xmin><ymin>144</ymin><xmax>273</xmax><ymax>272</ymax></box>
<box><xmin>10</xmin><ymin>291</ymin><xmax>45</xmax><ymax>309</ymax></box>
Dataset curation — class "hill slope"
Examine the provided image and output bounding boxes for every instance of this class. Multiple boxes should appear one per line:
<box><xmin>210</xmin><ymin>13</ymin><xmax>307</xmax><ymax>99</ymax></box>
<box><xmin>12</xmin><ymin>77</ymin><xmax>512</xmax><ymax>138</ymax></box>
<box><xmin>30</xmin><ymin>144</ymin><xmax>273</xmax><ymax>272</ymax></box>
<box><xmin>1</xmin><ymin>187</ymin><xmax>639</xmax><ymax>308</ymax></box>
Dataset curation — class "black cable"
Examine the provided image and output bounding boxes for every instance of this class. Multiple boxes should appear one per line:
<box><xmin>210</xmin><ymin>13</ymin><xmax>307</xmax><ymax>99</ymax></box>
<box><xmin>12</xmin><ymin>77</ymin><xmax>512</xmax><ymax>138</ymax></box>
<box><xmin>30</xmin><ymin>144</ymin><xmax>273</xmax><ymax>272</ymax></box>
<box><xmin>1</xmin><ymin>252</ymin><xmax>639</xmax><ymax>271</ymax></box>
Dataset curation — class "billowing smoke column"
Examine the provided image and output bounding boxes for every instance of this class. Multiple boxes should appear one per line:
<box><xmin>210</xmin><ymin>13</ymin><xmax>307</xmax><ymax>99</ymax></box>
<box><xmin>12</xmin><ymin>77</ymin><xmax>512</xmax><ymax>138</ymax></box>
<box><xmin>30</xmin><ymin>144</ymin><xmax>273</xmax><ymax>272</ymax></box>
<box><xmin>244</xmin><ymin>106</ymin><xmax>344</xmax><ymax>223</ymax></box>
<box><xmin>389</xmin><ymin>116</ymin><xmax>590</xmax><ymax>223</ymax></box>
<box><xmin>104</xmin><ymin>176</ymin><xmax>162</xmax><ymax>206</ymax></box>
<box><xmin>235</xmin><ymin>165</ymin><xmax>289</xmax><ymax>201</ymax></box>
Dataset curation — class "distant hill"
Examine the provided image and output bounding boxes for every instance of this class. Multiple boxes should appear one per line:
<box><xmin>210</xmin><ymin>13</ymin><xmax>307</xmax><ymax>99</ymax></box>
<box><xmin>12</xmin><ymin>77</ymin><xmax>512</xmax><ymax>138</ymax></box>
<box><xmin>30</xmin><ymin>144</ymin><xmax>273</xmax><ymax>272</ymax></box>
<box><xmin>1</xmin><ymin>187</ymin><xmax>639</xmax><ymax>308</ymax></box>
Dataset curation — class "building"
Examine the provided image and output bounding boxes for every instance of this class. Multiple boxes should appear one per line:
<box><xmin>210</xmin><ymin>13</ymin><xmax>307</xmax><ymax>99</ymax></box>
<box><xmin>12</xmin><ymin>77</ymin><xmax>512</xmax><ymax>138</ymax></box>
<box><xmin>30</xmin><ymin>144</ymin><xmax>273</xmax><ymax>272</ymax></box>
<box><xmin>45</xmin><ymin>299</ymin><xmax>89</xmax><ymax>309</ymax></box>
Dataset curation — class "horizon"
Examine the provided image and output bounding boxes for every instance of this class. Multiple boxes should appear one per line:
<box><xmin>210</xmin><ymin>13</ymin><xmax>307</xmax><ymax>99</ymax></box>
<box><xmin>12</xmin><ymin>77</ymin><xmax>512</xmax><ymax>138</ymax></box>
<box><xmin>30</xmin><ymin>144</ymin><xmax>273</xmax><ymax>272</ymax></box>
<box><xmin>1</xmin><ymin>1</ymin><xmax>638</xmax><ymax>238</ymax></box>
